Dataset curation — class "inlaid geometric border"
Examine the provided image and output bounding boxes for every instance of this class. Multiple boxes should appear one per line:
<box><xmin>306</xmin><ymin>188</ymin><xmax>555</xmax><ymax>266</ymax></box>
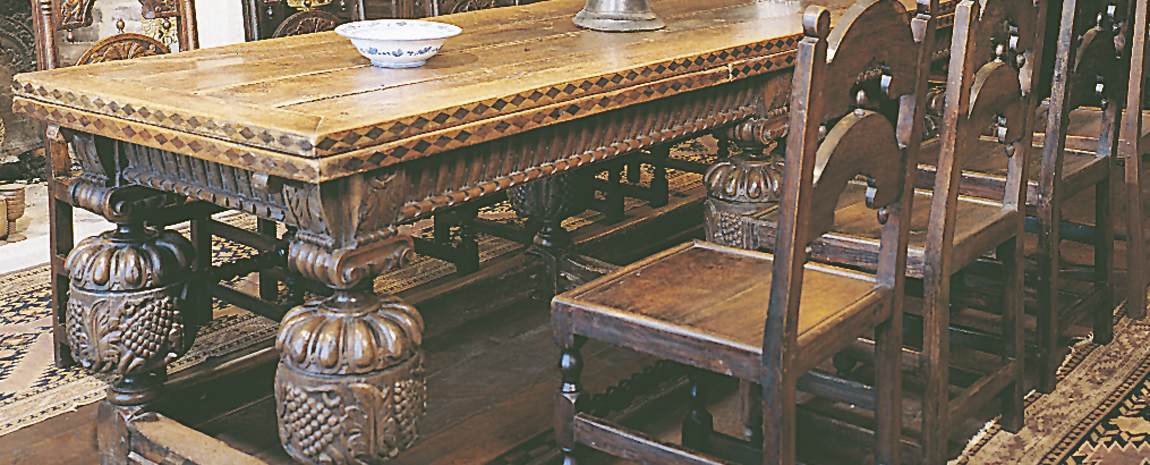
<box><xmin>12</xmin><ymin>2</ymin><xmax>957</xmax><ymax>183</ymax></box>
<box><xmin>15</xmin><ymin>60</ymin><xmax>788</xmax><ymax>182</ymax></box>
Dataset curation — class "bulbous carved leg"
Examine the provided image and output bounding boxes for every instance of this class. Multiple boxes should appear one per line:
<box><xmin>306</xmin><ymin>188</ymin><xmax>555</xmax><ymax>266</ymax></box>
<box><xmin>509</xmin><ymin>172</ymin><xmax>591</xmax><ymax>295</ymax></box>
<box><xmin>64</xmin><ymin>222</ymin><xmax>198</xmax><ymax>465</ymax></box>
<box><xmin>65</xmin><ymin>224</ymin><xmax>198</xmax><ymax>376</ymax></box>
<box><xmin>275</xmin><ymin>237</ymin><xmax>427</xmax><ymax>465</ymax></box>
<box><xmin>703</xmin><ymin>118</ymin><xmax>786</xmax><ymax>250</ymax></box>
<box><xmin>703</xmin><ymin>154</ymin><xmax>783</xmax><ymax>250</ymax></box>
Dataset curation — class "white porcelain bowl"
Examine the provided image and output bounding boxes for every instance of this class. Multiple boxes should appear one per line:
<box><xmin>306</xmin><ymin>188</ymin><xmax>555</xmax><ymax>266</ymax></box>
<box><xmin>336</xmin><ymin>19</ymin><xmax>463</xmax><ymax>69</ymax></box>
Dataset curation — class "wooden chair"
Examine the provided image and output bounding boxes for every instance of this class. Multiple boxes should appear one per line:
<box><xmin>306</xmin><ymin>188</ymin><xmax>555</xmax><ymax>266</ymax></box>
<box><xmin>704</xmin><ymin>0</ymin><xmax>1038</xmax><ymax>462</ymax></box>
<box><xmin>553</xmin><ymin>2</ymin><xmax>935</xmax><ymax>463</ymax></box>
<box><xmin>1118</xmin><ymin>0</ymin><xmax>1150</xmax><ymax>332</ymax></box>
<box><xmin>242</xmin><ymin>0</ymin><xmax>366</xmax><ymax>41</ymax></box>
<box><xmin>912</xmin><ymin>0</ymin><xmax>1143</xmax><ymax>393</ymax></box>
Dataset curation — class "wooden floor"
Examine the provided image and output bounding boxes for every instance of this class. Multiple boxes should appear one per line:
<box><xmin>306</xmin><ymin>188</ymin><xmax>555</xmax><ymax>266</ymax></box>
<box><xmin>4</xmin><ymin>165</ymin><xmax>1149</xmax><ymax>465</ymax></box>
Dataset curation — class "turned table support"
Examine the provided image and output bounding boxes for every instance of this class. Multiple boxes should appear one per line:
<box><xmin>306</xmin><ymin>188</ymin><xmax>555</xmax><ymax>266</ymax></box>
<box><xmin>271</xmin><ymin>172</ymin><xmax>427</xmax><ymax>465</ymax></box>
<box><xmin>59</xmin><ymin>132</ymin><xmax>202</xmax><ymax>465</ymax></box>
<box><xmin>509</xmin><ymin>172</ymin><xmax>592</xmax><ymax>296</ymax></box>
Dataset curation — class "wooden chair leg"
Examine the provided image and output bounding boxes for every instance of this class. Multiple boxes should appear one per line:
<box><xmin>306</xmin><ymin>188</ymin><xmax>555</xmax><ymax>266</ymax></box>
<box><xmin>874</xmin><ymin>308</ymin><xmax>902</xmax><ymax>465</ymax></box>
<box><xmin>1094</xmin><ymin>176</ymin><xmax>1116</xmax><ymax>344</ymax></box>
<box><xmin>921</xmin><ymin>270</ymin><xmax>950</xmax><ymax>465</ymax></box>
<box><xmin>1124</xmin><ymin>147</ymin><xmax>1147</xmax><ymax>319</ymax></box>
<box><xmin>761</xmin><ymin>376</ymin><xmax>797</xmax><ymax>465</ymax></box>
<box><xmin>681</xmin><ymin>369</ymin><xmax>714</xmax><ymax>451</ymax></box>
<box><xmin>1035</xmin><ymin>205</ymin><xmax>1061</xmax><ymax>394</ymax></box>
<box><xmin>999</xmin><ymin>236</ymin><xmax>1026</xmax><ymax>433</ymax></box>
<box><xmin>556</xmin><ymin>334</ymin><xmax>586</xmax><ymax>465</ymax></box>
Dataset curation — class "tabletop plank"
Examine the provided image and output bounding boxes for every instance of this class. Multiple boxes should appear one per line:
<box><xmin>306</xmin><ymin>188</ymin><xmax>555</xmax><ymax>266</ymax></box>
<box><xmin>13</xmin><ymin>0</ymin><xmax>951</xmax><ymax>182</ymax></box>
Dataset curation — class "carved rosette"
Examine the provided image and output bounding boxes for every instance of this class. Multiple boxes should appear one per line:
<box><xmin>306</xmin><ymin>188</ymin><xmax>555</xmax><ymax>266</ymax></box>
<box><xmin>64</xmin><ymin>227</ymin><xmax>197</xmax><ymax>377</ymax></box>
<box><xmin>275</xmin><ymin>294</ymin><xmax>428</xmax><ymax>464</ymax></box>
<box><xmin>703</xmin><ymin>155</ymin><xmax>782</xmax><ymax>249</ymax></box>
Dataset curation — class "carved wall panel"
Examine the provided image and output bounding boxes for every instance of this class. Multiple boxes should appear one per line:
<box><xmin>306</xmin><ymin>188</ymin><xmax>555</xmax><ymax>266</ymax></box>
<box><xmin>0</xmin><ymin>3</ymin><xmax>38</xmax><ymax>160</ymax></box>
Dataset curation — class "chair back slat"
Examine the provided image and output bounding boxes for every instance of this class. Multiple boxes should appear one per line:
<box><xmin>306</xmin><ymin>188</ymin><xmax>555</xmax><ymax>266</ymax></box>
<box><xmin>929</xmin><ymin>0</ymin><xmax>1043</xmax><ymax>262</ymax></box>
<box><xmin>765</xmin><ymin>0</ymin><xmax>934</xmax><ymax>357</ymax></box>
<box><xmin>1041</xmin><ymin>0</ymin><xmax>1128</xmax><ymax>175</ymax></box>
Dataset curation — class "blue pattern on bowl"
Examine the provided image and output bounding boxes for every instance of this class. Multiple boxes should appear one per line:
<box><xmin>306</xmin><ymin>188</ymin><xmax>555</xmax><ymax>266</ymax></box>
<box><xmin>337</xmin><ymin>19</ymin><xmax>461</xmax><ymax>69</ymax></box>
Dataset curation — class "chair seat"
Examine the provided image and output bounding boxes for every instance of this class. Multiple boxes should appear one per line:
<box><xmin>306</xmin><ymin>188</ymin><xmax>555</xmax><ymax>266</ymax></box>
<box><xmin>1050</xmin><ymin>106</ymin><xmax>1150</xmax><ymax>154</ymax></box>
<box><xmin>747</xmin><ymin>183</ymin><xmax>1020</xmax><ymax>278</ymax></box>
<box><xmin>918</xmin><ymin>107</ymin><xmax>1150</xmax><ymax>202</ymax></box>
<box><xmin>553</xmin><ymin>240</ymin><xmax>889</xmax><ymax>381</ymax></box>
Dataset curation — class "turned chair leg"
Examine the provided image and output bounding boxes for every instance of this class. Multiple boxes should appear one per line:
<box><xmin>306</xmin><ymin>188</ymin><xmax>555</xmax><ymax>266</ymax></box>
<box><xmin>681</xmin><ymin>368</ymin><xmax>714</xmax><ymax>451</ymax></box>
<box><xmin>999</xmin><ymin>237</ymin><xmax>1026</xmax><ymax>432</ymax></box>
<box><xmin>555</xmin><ymin>334</ymin><xmax>586</xmax><ymax>465</ymax></box>
<box><xmin>1094</xmin><ymin>177</ymin><xmax>1116</xmax><ymax>344</ymax></box>
<box><xmin>1035</xmin><ymin>203</ymin><xmax>1062</xmax><ymax>393</ymax></box>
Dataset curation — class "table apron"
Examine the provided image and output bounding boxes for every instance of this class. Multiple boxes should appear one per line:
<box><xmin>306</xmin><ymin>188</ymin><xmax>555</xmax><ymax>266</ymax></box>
<box><xmin>119</xmin><ymin>73</ymin><xmax>781</xmax><ymax>238</ymax></box>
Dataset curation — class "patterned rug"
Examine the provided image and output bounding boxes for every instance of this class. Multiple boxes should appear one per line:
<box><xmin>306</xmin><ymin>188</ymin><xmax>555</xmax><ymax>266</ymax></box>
<box><xmin>955</xmin><ymin>306</ymin><xmax>1150</xmax><ymax>464</ymax></box>
<box><xmin>0</xmin><ymin>139</ymin><xmax>714</xmax><ymax>437</ymax></box>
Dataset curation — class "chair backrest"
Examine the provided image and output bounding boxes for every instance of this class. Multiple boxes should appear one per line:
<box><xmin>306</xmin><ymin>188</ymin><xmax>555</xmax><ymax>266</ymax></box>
<box><xmin>272</xmin><ymin>10</ymin><xmax>344</xmax><ymax>37</ymax></box>
<box><xmin>31</xmin><ymin>0</ymin><xmax>197</xmax><ymax>71</ymax></box>
<box><xmin>243</xmin><ymin>0</ymin><xmax>367</xmax><ymax>41</ymax></box>
<box><xmin>927</xmin><ymin>0</ymin><xmax>1045</xmax><ymax>262</ymax></box>
<box><xmin>74</xmin><ymin>32</ymin><xmax>170</xmax><ymax>65</ymax></box>
<box><xmin>765</xmin><ymin>0</ymin><xmax>936</xmax><ymax>354</ymax></box>
<box><xmin>1040</xmin><ymin>0</ymin><xmax>1129</xmax><ymax>188</ymax></box>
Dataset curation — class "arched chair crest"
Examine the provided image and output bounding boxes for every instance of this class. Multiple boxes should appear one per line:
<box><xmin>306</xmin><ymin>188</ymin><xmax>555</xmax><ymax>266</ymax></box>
<box><xmin>75</xmin><ymin>33</ymin><xmax>171</xmax><ymax>66</ymax></box>
<box><xmin>273</xmin><ymin>10</ymin><xmax>342</xmax><ymax>38</ymax></box>
<box><xmin>819</xmin><ymin>0</ymin><xmax>919</xmax><ymax>120</ymax></box>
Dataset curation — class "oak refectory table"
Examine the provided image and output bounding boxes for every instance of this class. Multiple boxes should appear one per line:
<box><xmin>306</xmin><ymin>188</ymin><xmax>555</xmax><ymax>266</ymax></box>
<box><xmin>11</xmin><ymin>0</ymin><xmax>953</xmax><ymax>463</ymax></box>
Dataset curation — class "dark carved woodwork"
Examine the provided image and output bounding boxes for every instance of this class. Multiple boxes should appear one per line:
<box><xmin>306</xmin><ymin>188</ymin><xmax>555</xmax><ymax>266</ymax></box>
<box><xmin>139</xmin><ymin>0</ymin><xmax>180</xmax><ymax>19</ymax></box>
<box><xmin>65</xmin><ymin>225</ymin><xmax>197</xmax><ymax>376</ymax></box>
<box><xmin>75</xmin><ymin>33</ymin><xmax>170</xmax><ymax>65</ymax></box>
<box><xmin>244</xmin><ymin>0</ymin><xmax>366</xmax><ymax>41</ymax></box>
<box><xmin>276</xmin><ymin>294</ymin><xmax>427</xmax><ymax>464</ymax></box>
<box><xmin>0</xmin><ymin>3</ymin><xmax>38</xmax><ymax>159</ymax></box>
<box><xmin>61</xmin><ymin>129</ymin><xmax>202</xmax><ymax>464</ymax></box>
<box><xmin>273</xmin><ymin>10</ymin><xmax>342</xmax><ymax>37</ymax></box>
<box><xmin>703</xmin><ymin>117</ymin><xmax>786</xmax><ymax>249</ymax></box>
<box><xmin>57</xmin><ymin>0</ymin><xmax>98</xmax><ymax>31</ymax></box>
<box><xmin>508</xmin><ymin>172</ymin><xmax>592</xmax><ymax>295</ymax></box>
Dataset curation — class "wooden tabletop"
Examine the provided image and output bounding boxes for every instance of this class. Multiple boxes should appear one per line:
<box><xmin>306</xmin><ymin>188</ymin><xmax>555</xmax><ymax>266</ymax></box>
<box><xmin>13</xmin><ymin>0</ymin><xmax>951</xmax><ymax>182</ymax></box>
